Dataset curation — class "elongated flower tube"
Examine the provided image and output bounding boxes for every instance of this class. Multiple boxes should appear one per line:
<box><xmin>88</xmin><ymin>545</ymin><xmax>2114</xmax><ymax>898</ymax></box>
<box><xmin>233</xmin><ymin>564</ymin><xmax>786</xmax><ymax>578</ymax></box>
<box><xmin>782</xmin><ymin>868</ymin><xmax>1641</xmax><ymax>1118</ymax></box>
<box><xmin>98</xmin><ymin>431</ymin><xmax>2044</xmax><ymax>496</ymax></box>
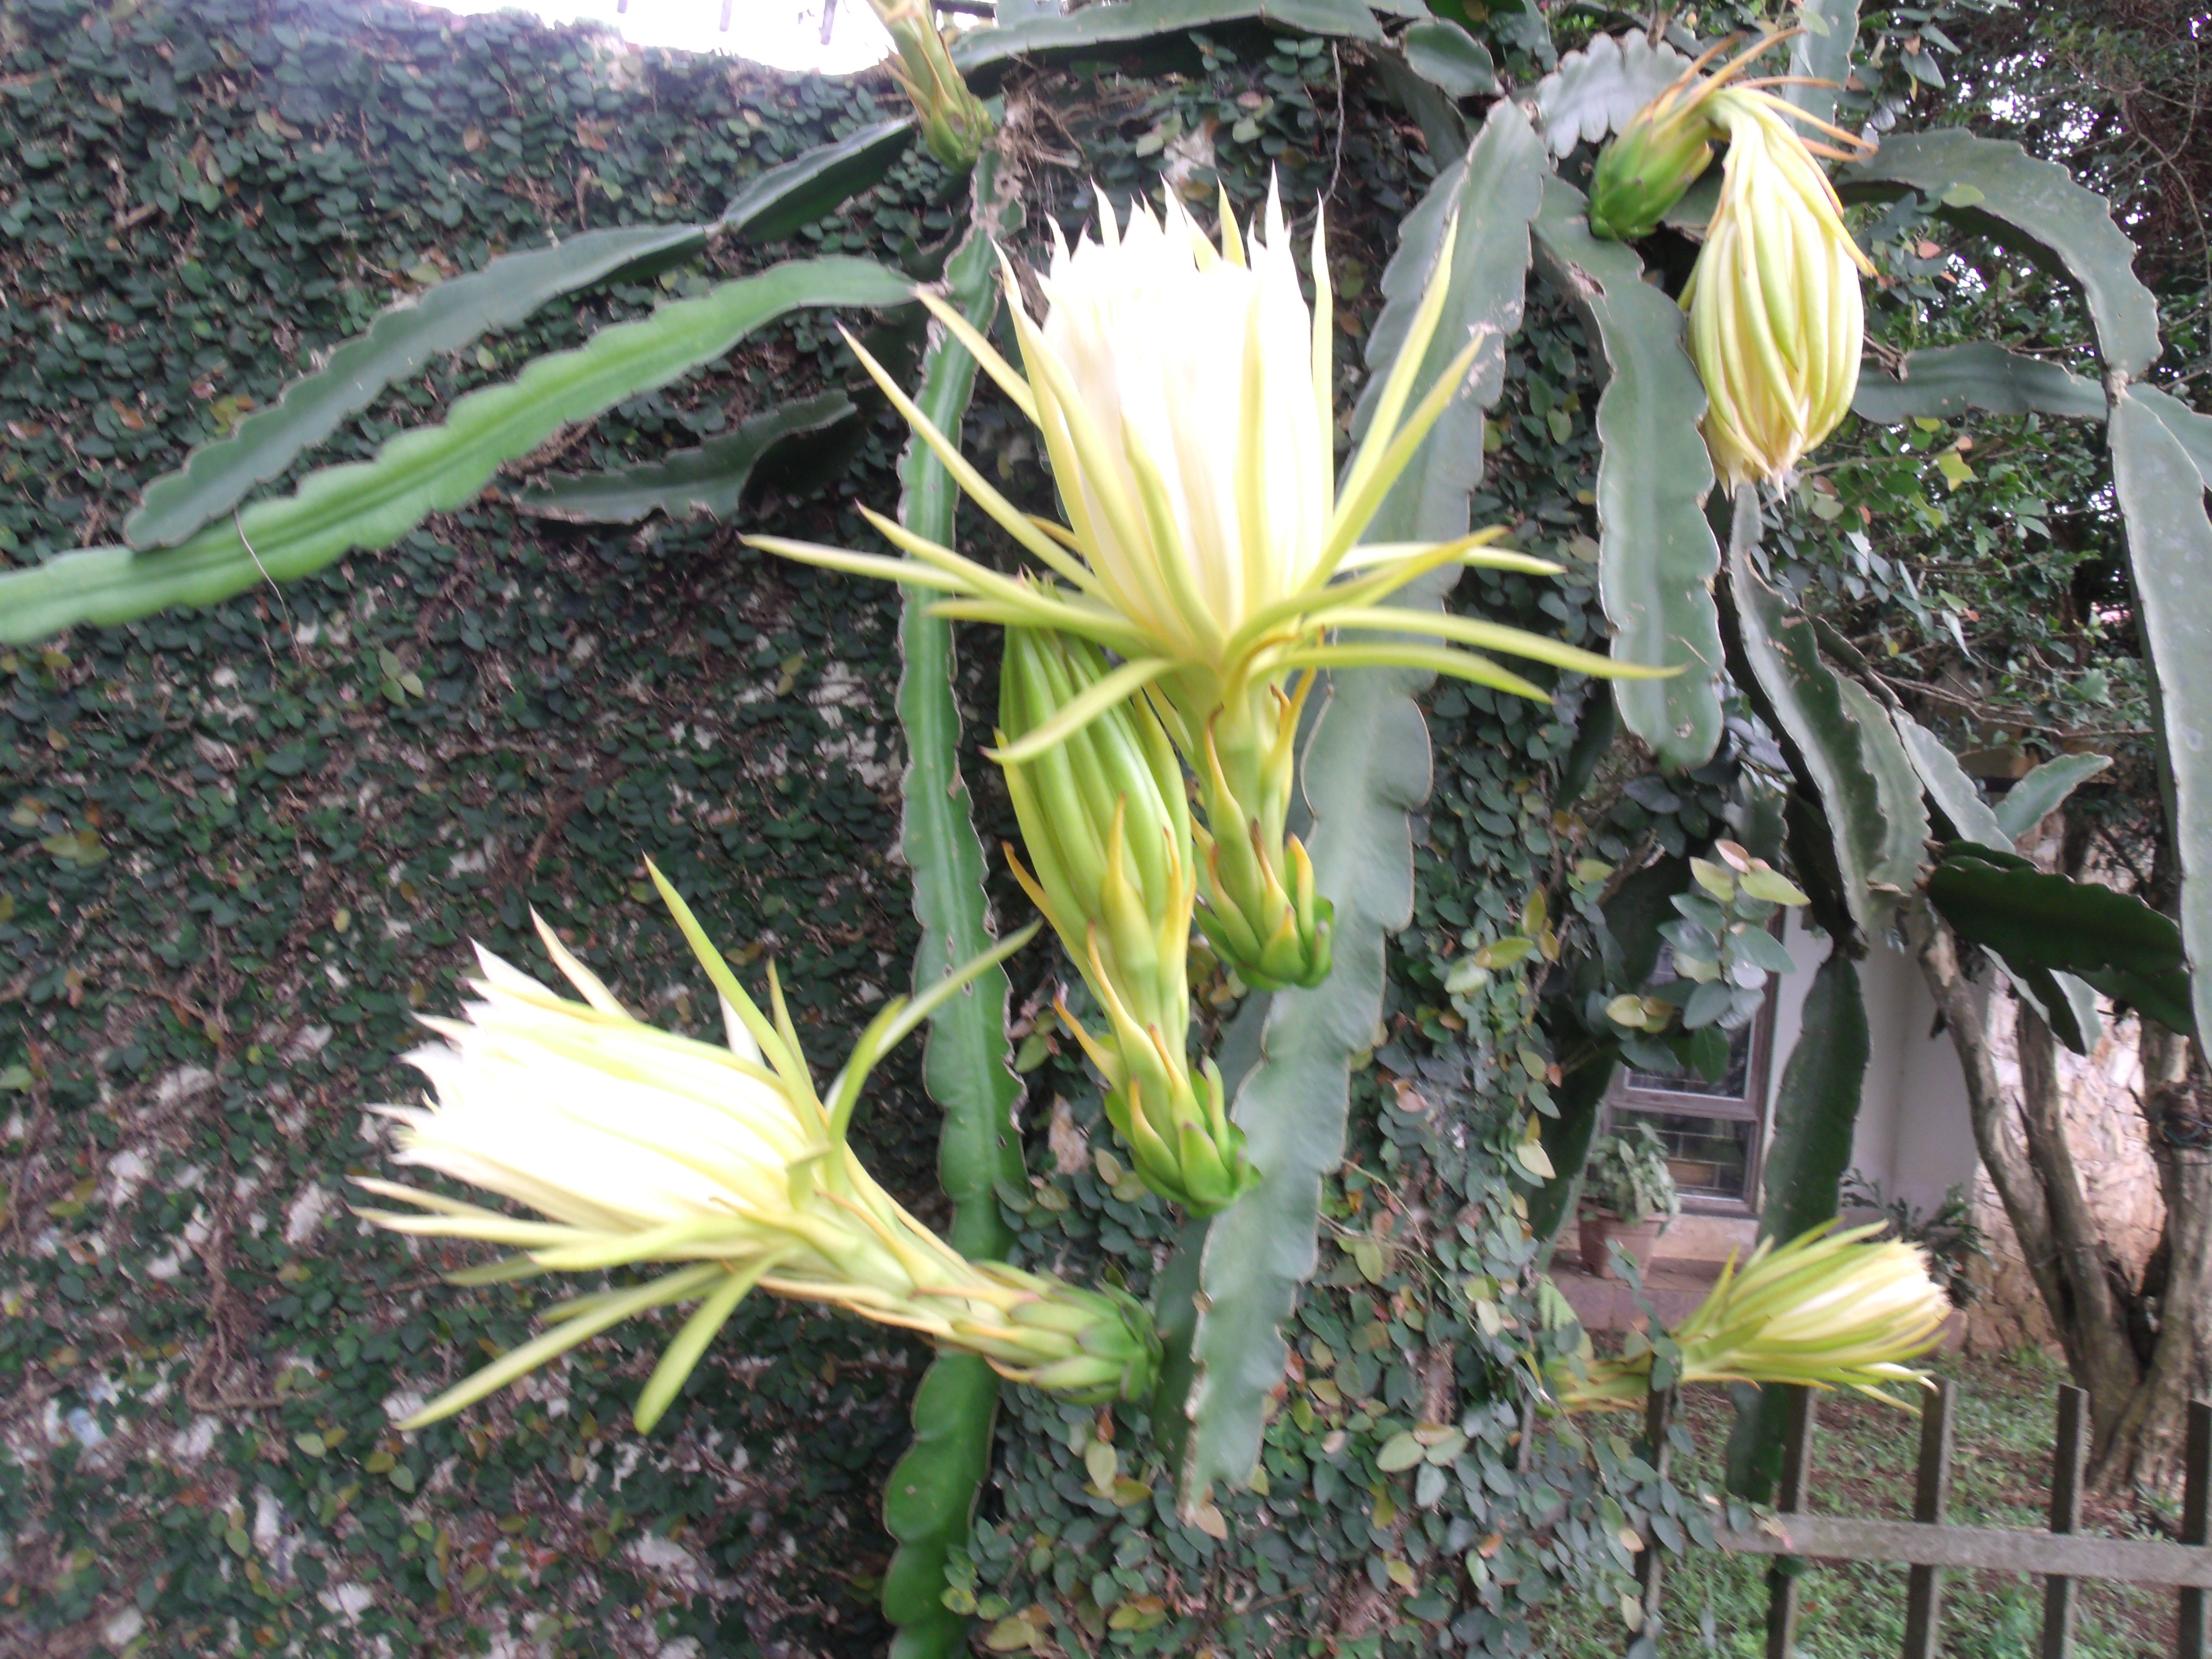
<box><xmin>748</xmin><ymin>181</ymin><xmax>1666</xmax><ymax>987</ymax></box>
<box><xmin>354</xmin><ymin>869</ymin><xmax>1158</xmax><ymax>1429</ymax></box>
<box><xmin>863</xmin><ymin>0</ymin><xmax>994</xmax><ymax>169</ymax></box>
<box><xmin>1548</xmin><ymin>1223</ymin><xmax>1950</xmax><ymax>1413</ymax></box>
<box><xmin>998</xmin><ymin>628</ymin><xmax>1255</xmax><ymax>1214</ymax></box>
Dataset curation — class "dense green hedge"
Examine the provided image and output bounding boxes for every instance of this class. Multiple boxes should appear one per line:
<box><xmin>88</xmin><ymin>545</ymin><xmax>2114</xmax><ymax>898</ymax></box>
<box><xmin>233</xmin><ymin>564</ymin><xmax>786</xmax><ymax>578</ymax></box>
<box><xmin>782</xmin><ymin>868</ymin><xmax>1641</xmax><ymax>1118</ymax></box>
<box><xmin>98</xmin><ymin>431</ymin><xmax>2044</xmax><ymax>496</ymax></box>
<box><xmin>0</xmin><ymin>4</ymin><xmax>1689</xmax><ymax>1656</ymax></box>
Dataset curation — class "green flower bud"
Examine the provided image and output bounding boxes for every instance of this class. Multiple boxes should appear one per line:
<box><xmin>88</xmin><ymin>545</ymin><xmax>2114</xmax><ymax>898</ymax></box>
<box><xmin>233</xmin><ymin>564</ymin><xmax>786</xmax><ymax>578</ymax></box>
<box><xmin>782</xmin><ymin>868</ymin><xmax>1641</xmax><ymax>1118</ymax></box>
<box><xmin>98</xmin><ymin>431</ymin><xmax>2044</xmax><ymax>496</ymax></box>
<box><xmin>973</xmin><ymin>1270</ymin><xmax>1162</xmax><ymax>1405</ymax></box>
<box><xmin>1187</xmin><ymin>674</ymin><xmax>1333</xmax><ymax>992</ymax></box>
<box><xmin>998</xmin><ymin>628</ymin><xmax>1259</xmax><ymax>1214</ymax></box>
<box><xmin>866</xmin><ymin>0</ymin><xmax>994</xmax><ymax>170</ymax></box>
<box><xmin>1587</xmin><ymin>81</ymin><xmax>1719</xmax><ymax>242</ymax></box>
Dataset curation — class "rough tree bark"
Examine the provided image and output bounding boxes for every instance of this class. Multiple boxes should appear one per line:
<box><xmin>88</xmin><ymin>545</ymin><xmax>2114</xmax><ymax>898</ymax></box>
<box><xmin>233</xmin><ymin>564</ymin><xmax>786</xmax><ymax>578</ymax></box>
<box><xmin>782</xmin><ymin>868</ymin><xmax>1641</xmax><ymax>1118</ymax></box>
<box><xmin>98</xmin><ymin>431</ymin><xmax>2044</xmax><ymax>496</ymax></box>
<box><xmin>1912</xmin><ymin>911</ymin><xmax>2212</xmax><ymax>1497</ymax></box>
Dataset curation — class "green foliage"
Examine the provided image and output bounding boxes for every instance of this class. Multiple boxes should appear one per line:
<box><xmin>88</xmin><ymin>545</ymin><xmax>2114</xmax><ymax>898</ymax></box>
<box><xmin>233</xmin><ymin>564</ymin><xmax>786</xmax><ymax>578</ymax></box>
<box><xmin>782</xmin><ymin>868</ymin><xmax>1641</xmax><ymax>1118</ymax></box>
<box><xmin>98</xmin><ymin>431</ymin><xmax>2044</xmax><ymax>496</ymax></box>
<box><xmin>950</xmin><ymin>0</ymin><xmax>1382</xmax><ymax>81</ymax></box>
<box><xmin>0</xmin><ymin>255</ymin><xmax>913</xmax><ymax>641</ymax></box>
<box><xmin>1895</xmin><ymin>710</ymin><xmax>2101</xmax><ymax>1051</ymax></box>
<box><xmin>1928</xmin><ymin>842</ymin><xmax>2195</xmax><ymax>1034</ymax></box>
<box><xmin>1722</xmin><ymin>951</ymin><xmax>1867</xmax><ymax>1499</ymax></box>
<box><xmin>2108</xmin><ymin>385</ymin><xmax>2212</xmax><ymax>1046</ymax></box>
<box><xmin>1850</xmin><ymin>340</ymin><xmax>2106</xmax><ymax>423</ymax></box>
<box><xmin>720</xmin><ymin>114</ymin><xmax>915</xmax><ymax>241</ymax></box>
<box><xmin>1840</xmin><ymin>128</ymin><xmax>2162</xmax><ymax>378</ymax></box>
<box><xmin>1992</xmin><ymin>752</ymin><xmax>2112</xmax><ymax>842</ymax></box>
<box><xmin>1724</xmin><ymin>498</ymin><xmax>1928</xmax><ymax>942</ymax></box>
<box><xmin>1580</xmin><ymin>1122</ymin><xmax>1679</xmax><ymax>1226</ymax></box>
<box><xmin>1401</xmin><ymin>19</ymin><xmax>1498</xmax><ymax>100</ymax></box>
<box><xmin>1529</xmin><ymin>30</ymin><xmax>1689</xmax><ymax>159</ymax></box>
<box><xmin>1176</xmin><ymin>97</ymin><xmax>1549</xmax><ymax>1515</ymax></box>
<box><xmin>1782</xmin><ymin>0</ymin><xmax>1859</xmax><ymax>131</ymax></box>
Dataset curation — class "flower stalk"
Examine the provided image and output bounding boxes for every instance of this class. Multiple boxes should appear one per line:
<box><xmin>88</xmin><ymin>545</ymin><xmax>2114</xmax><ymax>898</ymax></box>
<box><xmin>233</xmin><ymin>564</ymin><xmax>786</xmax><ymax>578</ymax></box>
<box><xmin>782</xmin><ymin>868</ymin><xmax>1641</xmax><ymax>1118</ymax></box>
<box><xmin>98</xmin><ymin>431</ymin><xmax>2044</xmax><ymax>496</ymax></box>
<box><xmin>863</xmin><ymin>0</ymin><xmax>994</xmax><ymax>170</ymax></box>
<box><xmin>355</xmin><ymin>867</ymin><xmax>1157</xmax><ymax>1429</ymax></box>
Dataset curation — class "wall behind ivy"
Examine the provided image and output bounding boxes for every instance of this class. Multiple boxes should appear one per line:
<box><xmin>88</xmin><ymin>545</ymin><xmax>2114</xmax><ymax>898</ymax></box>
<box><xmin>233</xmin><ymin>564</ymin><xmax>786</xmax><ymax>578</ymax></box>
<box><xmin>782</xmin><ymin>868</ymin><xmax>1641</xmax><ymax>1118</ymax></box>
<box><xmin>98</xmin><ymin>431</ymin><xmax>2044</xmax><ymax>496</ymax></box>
<box><xmin>0</xmin><ymin>4</ymin><xmax>1660</xmax><ymax>1657</ymax></box>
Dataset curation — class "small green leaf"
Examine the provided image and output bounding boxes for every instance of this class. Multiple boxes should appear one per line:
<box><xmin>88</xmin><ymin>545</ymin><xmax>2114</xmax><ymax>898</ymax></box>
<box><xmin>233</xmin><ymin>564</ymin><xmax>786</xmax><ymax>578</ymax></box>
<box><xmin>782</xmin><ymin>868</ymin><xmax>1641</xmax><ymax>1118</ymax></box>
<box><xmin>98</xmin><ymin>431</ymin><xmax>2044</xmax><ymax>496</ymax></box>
<box><xmin>1376</xmin><ymin>1432</ymin><xmax>1425</xmax><ymax>1473</ymax></box>
<box><xmin>1083</xmin><ymin>1440</ymin><xmax>1118</xmax><ymax>1491</ymax></box>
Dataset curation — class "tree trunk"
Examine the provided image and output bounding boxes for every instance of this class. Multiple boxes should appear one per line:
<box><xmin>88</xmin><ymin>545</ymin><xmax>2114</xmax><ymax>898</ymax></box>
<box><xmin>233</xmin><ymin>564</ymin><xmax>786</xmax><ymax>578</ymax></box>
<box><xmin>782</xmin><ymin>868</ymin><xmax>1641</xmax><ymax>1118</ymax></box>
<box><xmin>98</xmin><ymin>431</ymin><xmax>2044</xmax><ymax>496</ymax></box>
<box><xmin>2088</xmin><ymin>1026</ymin><xmax>2212</xmax><ymax>1493</ymax></box>
<box><xmin>2012</xmin><ymin>1005</ymin><xmax>2144</xmax><ymax>1438</ymax></box>
<box><xmin>1916</xmin><ymin>905</ymin><xmax>2212</xmax><ymax>1497</ymax></box>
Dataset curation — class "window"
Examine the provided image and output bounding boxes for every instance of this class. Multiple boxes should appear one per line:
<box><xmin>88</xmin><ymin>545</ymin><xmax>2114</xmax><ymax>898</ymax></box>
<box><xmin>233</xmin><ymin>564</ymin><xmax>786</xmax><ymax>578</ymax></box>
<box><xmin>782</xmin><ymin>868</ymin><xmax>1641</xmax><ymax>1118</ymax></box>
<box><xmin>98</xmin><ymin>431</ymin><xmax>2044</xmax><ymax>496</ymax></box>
<box><xmin>1603</xmin><ymin>953</ymin><xmax>1782</xmax><ymax>1215</ymax></box>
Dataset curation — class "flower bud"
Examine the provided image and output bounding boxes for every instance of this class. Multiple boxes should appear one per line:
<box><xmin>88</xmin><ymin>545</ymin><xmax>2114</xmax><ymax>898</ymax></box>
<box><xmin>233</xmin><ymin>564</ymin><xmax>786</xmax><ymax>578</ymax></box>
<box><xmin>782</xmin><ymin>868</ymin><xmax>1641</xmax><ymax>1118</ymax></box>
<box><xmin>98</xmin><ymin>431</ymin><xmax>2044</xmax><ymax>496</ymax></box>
<box><xmin>866</xmin><ymin>0</ymin><xmax>994</xmax><ymax>170</ymax></box>
<box><xmin>1587</xmin><ymin>80</ymin><xmax>1720</xmax><ymax>242</ymax></box>
<box><xmin>997</xmin><ymin>627</ymin><xmax>1258</xmax><ymax>1214</ymax></box>
<box><xmin>1682</xmin><ymin>90</ymin><xmax>1876</xmax><ymax>488</ymax></box>
<box><xmin>1187</xmin><ymin>675</ymin><xmax>1332</xmax><ymax>991</ymax></box>
<box><xmin>353</xmin><ymin>867</ymin><xmax>1158</xmax><ymax>1427</ymax></box>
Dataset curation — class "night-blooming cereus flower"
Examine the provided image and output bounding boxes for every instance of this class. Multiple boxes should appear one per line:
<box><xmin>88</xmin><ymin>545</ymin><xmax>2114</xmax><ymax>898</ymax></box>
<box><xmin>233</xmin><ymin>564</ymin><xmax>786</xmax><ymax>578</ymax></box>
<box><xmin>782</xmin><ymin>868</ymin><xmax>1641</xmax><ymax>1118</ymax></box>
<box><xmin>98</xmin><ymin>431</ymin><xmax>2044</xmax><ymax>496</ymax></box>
<box><xmin>1586</xmin><ymin>32</ymin><xmax>1877</xmax><ymax>486</ymax></box>
<box><xmin>354</xmin><ymin>870</ymin><xmax>1158</xmax><ymax>1430</ymax></box>
<box><xmin>998</xmin><ymin>627</ymin><xmax>1253</xmax><ymax>1214</ymax></box>
<box><xmin>748</xmin><ymin>181</ymin><xmax>1666</xmax><ymax>989</ymax></box>
<box><xmin>1549</xmin><ymin>1223</ymin><xmax>1950</xmax><ymax>1413</ymax></box>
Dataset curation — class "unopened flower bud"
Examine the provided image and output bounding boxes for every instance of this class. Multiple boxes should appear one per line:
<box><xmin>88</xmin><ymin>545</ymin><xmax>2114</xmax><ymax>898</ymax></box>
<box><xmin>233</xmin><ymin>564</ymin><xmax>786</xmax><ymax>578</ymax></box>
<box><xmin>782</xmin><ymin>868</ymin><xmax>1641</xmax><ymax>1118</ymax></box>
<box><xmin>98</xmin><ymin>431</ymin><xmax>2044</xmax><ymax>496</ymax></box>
<box><xmin>997</xmin><ymin>627</ymin><xmax>1258</xmax><ymax>1214</ymax></box>
<box><xmin>1186</xmin><ymin>675</ymin><xmax>1332</xmax><ymax>991</ymax></box>
<box><xmin>1587</xmin><ymin>78</ymin><xmax>1720</xmax><ymax>242</ymax></box>
<box><xmin>1550</xmin><ymin>1223</ymin><xmax>1950</xmax><ymax>1413</ymax></box>
<box><xmin>1683</xmin><ymin>89</ymin><xmax>1876</xmax><ymax>488</ymax></box>
<box><xmin>866</xmin><ymin>0</ymin><xmax>994</xmax><ymax>169</ymax></box>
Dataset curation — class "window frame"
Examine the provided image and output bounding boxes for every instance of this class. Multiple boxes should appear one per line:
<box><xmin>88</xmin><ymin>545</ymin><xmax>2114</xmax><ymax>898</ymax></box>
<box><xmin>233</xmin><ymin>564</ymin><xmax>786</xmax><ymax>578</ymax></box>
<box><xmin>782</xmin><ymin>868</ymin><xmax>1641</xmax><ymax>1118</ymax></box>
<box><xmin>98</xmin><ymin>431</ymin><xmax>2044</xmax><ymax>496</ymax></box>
<box><xmin>1603</xmin><ymin>968</ymin><xmax>1782</xmax><ymax>1218</ymax></box>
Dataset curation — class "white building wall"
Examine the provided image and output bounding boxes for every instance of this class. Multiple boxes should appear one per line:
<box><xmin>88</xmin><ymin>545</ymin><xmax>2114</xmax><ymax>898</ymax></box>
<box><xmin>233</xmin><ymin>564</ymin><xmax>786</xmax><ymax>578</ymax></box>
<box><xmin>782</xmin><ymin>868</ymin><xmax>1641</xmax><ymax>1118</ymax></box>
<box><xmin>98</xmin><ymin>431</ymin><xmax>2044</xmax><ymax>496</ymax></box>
<box><xmin>1652</xmin><ymin>911</ymin><xmax>1981</xmax><ymax>1263</ymax></box>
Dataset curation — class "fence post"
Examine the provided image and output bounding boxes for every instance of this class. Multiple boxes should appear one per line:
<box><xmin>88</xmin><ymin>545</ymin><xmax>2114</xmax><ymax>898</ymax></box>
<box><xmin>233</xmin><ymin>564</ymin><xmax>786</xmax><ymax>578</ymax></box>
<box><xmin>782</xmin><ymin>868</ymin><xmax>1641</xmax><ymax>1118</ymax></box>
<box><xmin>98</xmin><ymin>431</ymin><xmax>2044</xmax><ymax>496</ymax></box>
<box><xmin>1900</xmin><ymin>1379</ymin><xmax>1957</xmax><ymax>1659</ymax></box>
<box><xmin>2182</xmin><ymin>1399</ymin><xmax>2211</xmax><ymax>1659</ymax></box>
<box><xmin>1765</xmin><ymin>1385</ymin><xmax>1815</xmax><ymax>1659</ymax></box>
<box><xmin>2040</xmin><ymin>1384</ymin><xmax>2087</xmax><ymax>1659</ymax></box>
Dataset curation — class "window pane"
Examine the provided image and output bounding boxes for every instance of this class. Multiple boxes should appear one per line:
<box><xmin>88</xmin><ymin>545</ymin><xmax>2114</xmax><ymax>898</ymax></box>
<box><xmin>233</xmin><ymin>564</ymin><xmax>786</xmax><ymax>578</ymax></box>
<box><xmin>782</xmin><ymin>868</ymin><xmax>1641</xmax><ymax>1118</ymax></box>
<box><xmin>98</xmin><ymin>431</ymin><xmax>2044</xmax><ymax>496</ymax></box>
<box><xmin>1624</xmin><ymin>1019</ymin><xmax>1755</xmax><ymax>1101</ymax></box>
<box><xmin>1615</xmin><ymin>1109</ymin><xmax>1753</xmax><ymax>1202</ymax></box>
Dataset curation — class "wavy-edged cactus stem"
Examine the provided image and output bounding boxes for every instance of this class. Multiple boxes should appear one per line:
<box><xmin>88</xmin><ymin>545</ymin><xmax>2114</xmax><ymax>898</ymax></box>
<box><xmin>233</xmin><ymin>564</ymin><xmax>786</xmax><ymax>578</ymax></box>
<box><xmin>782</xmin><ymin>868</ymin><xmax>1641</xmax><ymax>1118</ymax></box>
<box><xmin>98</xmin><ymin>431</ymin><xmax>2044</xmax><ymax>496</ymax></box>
<box><xmin>998</xmin><ymin>628</ymin><xmax>1257</xmax><ymax>1214</ymax></box>
<box><xmin>1548</xmin><ymin>1224</ymin><xmax>1949</xmax><ymax>1414</ymax></box>
<box><xmin>350</xmin><ymin>865</ymin><xmax>1158</xmax><ymax>1430</ymax></box>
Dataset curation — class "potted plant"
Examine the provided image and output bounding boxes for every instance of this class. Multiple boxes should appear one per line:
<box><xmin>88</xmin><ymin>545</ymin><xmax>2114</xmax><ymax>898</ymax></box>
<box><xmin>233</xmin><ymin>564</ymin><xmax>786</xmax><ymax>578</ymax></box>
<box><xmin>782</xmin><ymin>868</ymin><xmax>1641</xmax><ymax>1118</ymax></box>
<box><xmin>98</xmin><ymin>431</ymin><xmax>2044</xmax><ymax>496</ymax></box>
<box><xmin>1579</xmin><ymin>1121</ymin><xmax>1682</xmax><ymax>1279</ymax></box>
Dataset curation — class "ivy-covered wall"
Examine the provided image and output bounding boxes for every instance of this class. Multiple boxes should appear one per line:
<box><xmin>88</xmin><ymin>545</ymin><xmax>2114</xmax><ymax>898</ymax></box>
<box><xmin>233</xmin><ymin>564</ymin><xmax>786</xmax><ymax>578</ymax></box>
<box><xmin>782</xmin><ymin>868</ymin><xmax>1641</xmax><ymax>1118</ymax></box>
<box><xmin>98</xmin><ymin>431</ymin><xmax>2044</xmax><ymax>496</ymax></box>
<box><xmin>0</xmin><ymin>4</ymin><xmax>1677</xmax><ymax>1656</ymax></box>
